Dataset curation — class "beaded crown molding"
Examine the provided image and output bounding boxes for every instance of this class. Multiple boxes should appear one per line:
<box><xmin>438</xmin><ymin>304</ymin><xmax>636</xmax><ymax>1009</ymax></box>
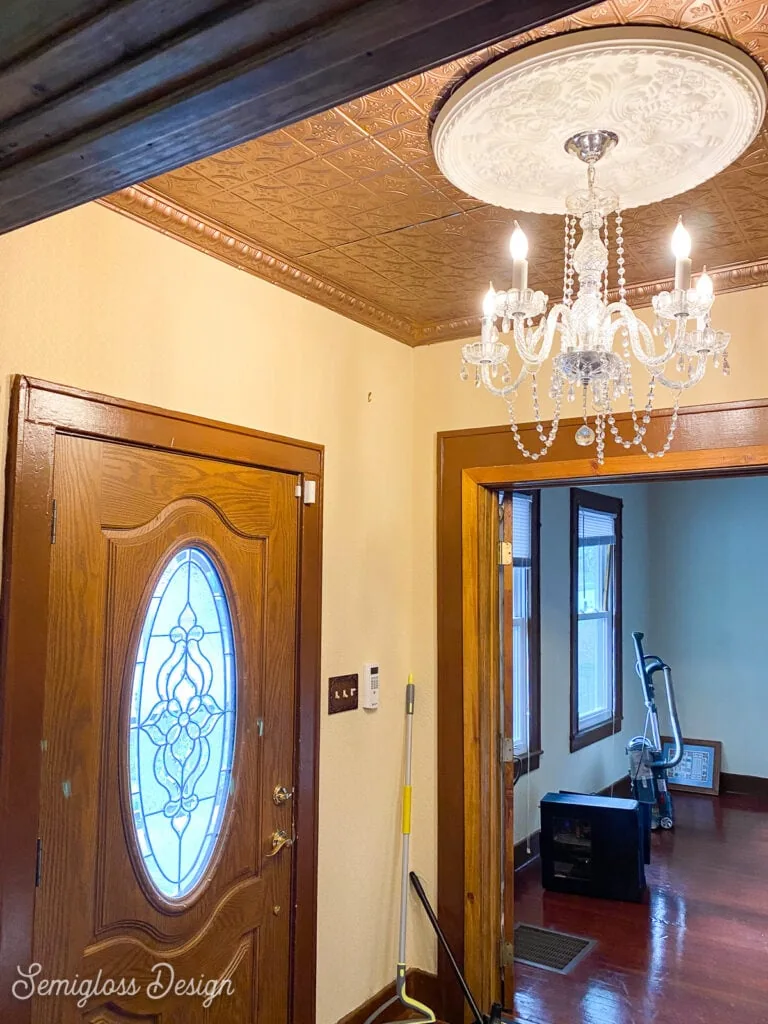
<box><xmin>101</xmin><ymin>185</ymin><xmax>768</xmax><ymax>347</ymax></box>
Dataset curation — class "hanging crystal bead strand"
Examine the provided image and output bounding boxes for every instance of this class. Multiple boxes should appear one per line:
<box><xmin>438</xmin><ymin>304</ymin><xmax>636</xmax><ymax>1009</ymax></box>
<box><xmin>638</xmin><ymin>393</ymin><xmax>682</xmax><ymax>458</ymax></box>
<box><xmin>506</xmin><ymin>376</ymin><xmax>563</xmax><ymax>460</ymax></box>
<box><xmin>608</xmin><ymin>367</ymin><xmax>657</xmax><ymax>448</ymax></box>
<box><xmin>562</xmin><ymin>215</ymin><xmax>574</xmax><ymax>306</ymax></box>
<box><xmin>595</xmin><ymin>412</ymin><xmax>607</xmax><ymax>465</ymax></box>
<box><xmin>615</xmin><ymin>209</ymin><xmax>626</xmax><ymax>303</ymax></box>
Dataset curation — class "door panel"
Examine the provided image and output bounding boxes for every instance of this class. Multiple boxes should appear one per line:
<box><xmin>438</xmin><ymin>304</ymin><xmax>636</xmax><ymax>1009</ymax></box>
<box><xmin>32</xmin><ymin>434</ymin><xmax>298</xmax><ymax>1022</ymax></box>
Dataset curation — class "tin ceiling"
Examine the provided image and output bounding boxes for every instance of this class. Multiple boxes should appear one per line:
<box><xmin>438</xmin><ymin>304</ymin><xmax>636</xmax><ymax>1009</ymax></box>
<box><xmin>102</xmin><ymin>1</ymin><xmax>768</xmax><ymax>346</ymax></box>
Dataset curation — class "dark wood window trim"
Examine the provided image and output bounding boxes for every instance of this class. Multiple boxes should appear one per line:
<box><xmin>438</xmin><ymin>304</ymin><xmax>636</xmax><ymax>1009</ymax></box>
<box><xmin>502</xmin><ymin>490</ymin><xmax>541</xmax><ymax>775</ymax></box>
<box><xmin>0</xmin><ymin>377</ymin><xmax>323</xmax><ymax>1024</ymax></box>
<box><xmin>569</xmin><ymin>487</ymin><xmax>623</xmax><ymax>753</ymax></box>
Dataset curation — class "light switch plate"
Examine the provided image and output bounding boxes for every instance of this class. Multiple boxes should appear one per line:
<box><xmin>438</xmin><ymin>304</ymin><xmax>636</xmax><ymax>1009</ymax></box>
<box><xmin>328</xmin><ymin>674</ymin><xmax>359</xmax><ymax>714</ymax></box>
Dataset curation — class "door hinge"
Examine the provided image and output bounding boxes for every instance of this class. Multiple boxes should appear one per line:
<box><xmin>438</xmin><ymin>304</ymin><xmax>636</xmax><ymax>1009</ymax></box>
<box><xmin>501</xmin><ymin>940</ymin><xmax>514</xmax><ymax>967</ymax></box>
<box><xmin>498</xmin><ymin>541</ymin><xmax>512</xmax><ymax>565</ymax></box>
<box><xmin>35</xmin><ymin>838</ymin><xmax>43</xmax><ymax>887</ymax></box>
<box><xmin>50</xmin><ymin>499</ymin><xmax>58</xmax><ymax>544</ymax></box>
<box><xmin>500</xmin><ymin>736</ymin><xmax>516</xmax><ymax>763</ymax></box>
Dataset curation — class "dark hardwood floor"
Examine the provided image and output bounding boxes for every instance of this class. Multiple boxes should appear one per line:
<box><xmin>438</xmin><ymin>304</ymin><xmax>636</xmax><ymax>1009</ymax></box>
<box><xmin>512</xmin><ymin>793</ymin><xmax>768</xmax><ymax>1024</ymax></box>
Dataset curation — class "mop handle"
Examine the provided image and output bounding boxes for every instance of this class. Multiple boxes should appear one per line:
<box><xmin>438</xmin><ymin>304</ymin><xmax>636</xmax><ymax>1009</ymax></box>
<box><xmin>398</xmin><ymin>677</ymin><xmax>415</xmax><ymax>966</ymax></box>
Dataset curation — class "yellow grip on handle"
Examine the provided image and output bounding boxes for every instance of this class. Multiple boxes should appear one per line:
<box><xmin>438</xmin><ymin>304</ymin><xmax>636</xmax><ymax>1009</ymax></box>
<box><xmin>402</xmin><ymin>785</ymin><xmax>412</xmax><ymax>835</ymax></box>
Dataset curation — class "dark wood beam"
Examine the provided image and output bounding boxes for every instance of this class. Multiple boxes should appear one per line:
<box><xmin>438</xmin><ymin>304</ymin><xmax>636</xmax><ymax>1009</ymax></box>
<box><xmin>0</xmin><ymin>0</ymin><xmax>594</xmax><ymax>234</ymax></box>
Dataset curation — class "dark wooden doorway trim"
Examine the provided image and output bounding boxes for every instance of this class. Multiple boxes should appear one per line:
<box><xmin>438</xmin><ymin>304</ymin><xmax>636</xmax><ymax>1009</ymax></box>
<box><xmin>0</xmin><ymin>0</ymin><xmax>594</xmax><ymax>234</ymax></box>
<box><xmin>0</xmin><ymin>376</ymin><xmax>323</xmax><ymax>1024</ymax></box>
<box><xmin>436</xmin><ymin>399</ymin><xmax>768</xmax><ymax>1021</ymax></box>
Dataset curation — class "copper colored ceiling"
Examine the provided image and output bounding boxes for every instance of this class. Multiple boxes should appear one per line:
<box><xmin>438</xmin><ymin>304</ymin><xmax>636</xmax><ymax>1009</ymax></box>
<box><xmin>103</xmin><ymin>1</ymin><xmax>768</xmax><ymax>347</ymax></box>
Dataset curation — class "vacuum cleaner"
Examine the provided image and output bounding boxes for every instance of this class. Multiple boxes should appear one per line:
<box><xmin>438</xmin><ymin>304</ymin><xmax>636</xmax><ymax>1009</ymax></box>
<box><xmin>627</xmin><ymin>631</ymin><xmax>684</xmax><ymax>830</ymax></box>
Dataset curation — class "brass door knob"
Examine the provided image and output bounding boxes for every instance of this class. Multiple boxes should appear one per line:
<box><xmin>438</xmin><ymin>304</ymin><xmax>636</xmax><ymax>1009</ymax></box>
<box><xmin>272</xmin><ymin>785</ymin><xmax>293</xmax><ymax>806</ymax></box>
<box><xmin>266</xmin><ymin>829</ymin><xmax>294</xmax><ymax>858</ymax></box>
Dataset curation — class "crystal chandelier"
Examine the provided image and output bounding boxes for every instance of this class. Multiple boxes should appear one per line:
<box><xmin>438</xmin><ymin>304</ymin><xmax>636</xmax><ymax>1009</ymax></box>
<box><xmin>460</xmin><ymin>130</ymin><xmax>731</xmax><ymax>463</ymax></box>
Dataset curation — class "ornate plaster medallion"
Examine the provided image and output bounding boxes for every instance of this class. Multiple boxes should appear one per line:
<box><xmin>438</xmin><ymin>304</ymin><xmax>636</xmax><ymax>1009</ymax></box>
<box><xmin>432</xmin><ymin>27</ymin><xmax>768</xmax><ymax>213</ymax></box>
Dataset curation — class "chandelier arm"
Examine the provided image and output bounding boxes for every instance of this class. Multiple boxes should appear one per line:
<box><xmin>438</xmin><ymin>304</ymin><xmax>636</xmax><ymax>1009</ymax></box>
<box><xmin>512</xmin><ymin>313</ymin><xmax>555</xmax><ymax>365</ymax></box>
<box><xmin>607</xmin><ymin>307</ymin><xmax>676</xmax><ymax>368</ymax></box>
<box><xmin>479</xmin><ymin>361</ymin><xmax>530</xmax><ymax>397</ymax></box>
<box><xmin>653</xmin><ymin>355</ymin><xmax>707</xmax><ymax>391</ymax></box>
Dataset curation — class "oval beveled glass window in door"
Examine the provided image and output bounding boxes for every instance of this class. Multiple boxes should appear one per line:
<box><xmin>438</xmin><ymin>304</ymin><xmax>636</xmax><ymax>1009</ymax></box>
<box><xmin>128</xmin><ymin>546</ymin><xmax>237</xmax><ymax>901</ymax></box>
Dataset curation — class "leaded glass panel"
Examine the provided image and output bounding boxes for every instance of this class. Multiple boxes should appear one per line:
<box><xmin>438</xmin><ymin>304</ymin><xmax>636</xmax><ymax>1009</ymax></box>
<box><xmin>128</xmin><ymin>547</ymin><xmax>237</xmax><ymax>900</ymax></box>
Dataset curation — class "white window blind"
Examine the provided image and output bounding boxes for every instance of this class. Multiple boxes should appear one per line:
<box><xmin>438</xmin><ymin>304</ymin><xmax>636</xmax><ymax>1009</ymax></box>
<box><xmin>576</xmin><ymin>504</ymin><xmax>617</xmax><ymax>731</ymax></box>
<box><xmin>512</xmin><ymin>493</ymin><xmax>533</xmax><ymax>753</ymax></box>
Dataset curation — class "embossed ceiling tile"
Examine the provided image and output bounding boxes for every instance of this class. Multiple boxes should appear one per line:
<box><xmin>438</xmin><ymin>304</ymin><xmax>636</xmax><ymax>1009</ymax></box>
<box><xmin>323</xmin><ymin>138</ymin><xmax>403</xmax><ymax>181</ymax></box>
<box><xmin>360</xmin><ymin>166</ymin><xmax>433</xmax><ymax>204</ymax></box>
<box><xmin>314</xmin><ymin>180</ymin><xmax>387</xmax><ymax>216</ymax></box>
<box><xmin>380</xmin><ymin>222</ymin><xmax>460</xmax><ymax>260</ymax></box>
<box><xmin>272</xmin><ymin>198</ymin><xmax>369</xmax><ymax>247</ymax></box>
<box><xmin>720</xmin><ymin>1</ymin><xmax>768</xmax><ymax>66</ymax></box>
<box><xmin>186</xmin><ymin>194</ymin><xmax>326</xmax><ymax>256</ymax></box>
<box><xmin>377</xmin><ymin>264</ymin><xmax>441</xmax><ymax>294</ymax></box>
<box><xmin>231</xmin><ymin>176</ymin><xmax>307</xmax><ymax>209</ymax></box>
<box><xmin>398</xmin><ymin>51</ymin><xmax>496</xmax><ymax>111</ymax></box>
<box><xmin>234</xmin><ymin>132</ymin><xmax>315</xmax><ymax>172</ymax></box>
<box><xmin>354</xmin><ymin>191</ymin><xmax>461</xmax><ymax>236</ymax></box>
<box><xmin>410</xmin><ymin>157</ymin><xmax>487</xmax><ymax>208</ymax></box>
<box><xmin>354</xmin><ymin>276</ymin><xmax>423</xmax><ymax>307</ymax></box>
<box><xmin>338</xmin><ymin>236</ymin><xmax>420</xmax><ymax>274</ymax></box>
<box><xmin>737</xmin><ymin>129</ymin><xmax>768</xmax><ymax>167</ymax></box>
<box><xmin>190</xmin><ymin>131</ymin><xmax>314</xmax><ymax>186</ymax></box>
<box><xmin>282</xmin><ymin>109</ymin><xmax>366</xmax><ymax>155</ymax></box>
<box><xmin>276</xmin><ymin>157</ymin><xmax>352</xmax><ymax>195</ymax></box>
<box><xmin>146</xmin><ymin>168</ymin><xmax>224</xmax><ymax>202</ymax></box>
<box><xmin>340</xmin><ymin>85</ymin><xmax>423</xmax><ymax>134</ymax></box>
<box><xmin>178</xmin><ymin>189</ymin><xmax>259</xmax><ymax>226</ymax></box>
<box><xmin>299</xmin><ymin>250</ymin><xmax>399</xmax><ymax>304</ymax></box>
<box><xmin>618</xmin><ymin>0</ymin><xmax>724</xmax><ymax>29</ymax></box>
<box><xmin>374</xmin><ymin>120</ymin><xmax>433</xmax><ymax>166</ymax></box>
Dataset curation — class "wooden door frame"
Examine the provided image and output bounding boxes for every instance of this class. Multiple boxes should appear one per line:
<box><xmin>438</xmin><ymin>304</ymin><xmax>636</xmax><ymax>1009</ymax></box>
<box><xmin>436</xmin><ymin>398</ymin><xmax>768</xmax><ymax>1021</ymax></box>
<box><xmin>0</xmin><ymin>376</ymin><xmax>324</xmax><ymax>1024</ymax></box>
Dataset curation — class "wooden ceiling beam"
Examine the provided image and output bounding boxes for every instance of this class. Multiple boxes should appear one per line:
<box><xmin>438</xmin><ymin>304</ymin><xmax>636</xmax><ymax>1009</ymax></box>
<box><xmin>0</xmin><ymin>0</ymin><xmax>594</xmax><ymax>234</ymax></box>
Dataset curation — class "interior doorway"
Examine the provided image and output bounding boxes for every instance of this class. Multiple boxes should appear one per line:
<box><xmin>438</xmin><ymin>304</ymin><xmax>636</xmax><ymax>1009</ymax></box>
<box><xmin>505</xmin><ymin>472</ymin><xmax>768</xmax><ymax>1024</ymax></box>
<box><xmin>0</xmin><ymin>378</ymin><xmax>323</xmax><ymax>1024</ymax></box>
<box><xmin>435</xmin><ymin>399</ymin><xmax>768</xmax><ymax>1023</ymax></box>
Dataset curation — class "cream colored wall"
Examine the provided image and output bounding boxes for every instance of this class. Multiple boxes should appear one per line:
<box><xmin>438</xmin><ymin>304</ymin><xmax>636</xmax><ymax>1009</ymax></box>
<box><xmin>0</xmin><ymin>203</ymin><xmax>427</xmax><ymax>1024</ymax></box>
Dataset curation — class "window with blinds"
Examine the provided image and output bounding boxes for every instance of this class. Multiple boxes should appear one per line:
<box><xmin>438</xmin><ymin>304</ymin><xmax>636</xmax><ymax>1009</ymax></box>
<box><xmin>571</xmin><ymin>490</ymin><xmax>623</xmax><ymax>749</ymax></box>
<box><xmin>508</xmin><ymin>491</ymin><xmax>540</xmax><ymax>761</ymax></box>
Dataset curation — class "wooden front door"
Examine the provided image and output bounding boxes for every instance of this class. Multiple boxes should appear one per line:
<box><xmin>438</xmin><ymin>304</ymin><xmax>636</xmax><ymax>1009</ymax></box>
<box><xmin>25</xmin><ymin>431</ymin><xmax>299</xmax><ymax>1022</ymax></box>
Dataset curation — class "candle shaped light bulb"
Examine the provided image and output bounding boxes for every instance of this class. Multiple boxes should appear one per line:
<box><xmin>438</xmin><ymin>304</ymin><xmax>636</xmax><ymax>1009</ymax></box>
<box><xmin>672</xmin><ymin>216</ymin><xmax>692</xmax><ymax>291</ymax></box>
<box><xmin>509</xmin><ymin>221</ymin><xmax>529</xmax><ymax>292</ymax></box>
<box><xmin>482</xmin><ymin>283</ymin><xmax>496</xmax><ymax>318</ymax></box>
<box><xmin>696</xmin><ymin>266</ymin><xmax>714</xmax><ymax>301</ymax></box>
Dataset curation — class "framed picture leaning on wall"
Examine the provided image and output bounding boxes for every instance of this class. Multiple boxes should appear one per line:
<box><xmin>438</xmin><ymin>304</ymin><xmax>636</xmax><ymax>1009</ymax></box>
<box><xmin>660</xmin><ymin>737</ymin><xmax>722</xmax><ymax>796</ymax></box>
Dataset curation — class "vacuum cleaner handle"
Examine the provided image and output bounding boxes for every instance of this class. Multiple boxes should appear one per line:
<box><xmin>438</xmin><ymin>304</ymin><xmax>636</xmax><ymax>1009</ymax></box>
<box><xmin>652</xmin><ymin>666</ymin><xmax>684</xmax><ymax>771</ymax></box>
<box><xmin>633</xmin><ymin>631</ymin><xmax>684</xmax><ymax>771</ymax></box>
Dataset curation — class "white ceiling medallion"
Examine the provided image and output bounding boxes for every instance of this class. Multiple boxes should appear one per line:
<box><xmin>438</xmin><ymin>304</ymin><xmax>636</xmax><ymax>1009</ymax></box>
<box><xmin>432</xmin><ymin>27</ymin><xmax>768</xmax><ymax>213</ymax></box>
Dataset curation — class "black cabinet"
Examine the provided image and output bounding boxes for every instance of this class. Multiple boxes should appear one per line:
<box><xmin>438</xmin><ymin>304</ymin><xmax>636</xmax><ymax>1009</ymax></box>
<box><xmin>540</xmin><ymin>792</ymin><xmax>646</xmax><ymax>902</ymax></box>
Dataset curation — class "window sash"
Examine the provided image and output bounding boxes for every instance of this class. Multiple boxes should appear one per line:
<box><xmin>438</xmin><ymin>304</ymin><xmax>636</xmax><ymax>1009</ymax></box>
<box><xmin>571</xmin><ymin>491</ymin><xmax>621</xmax><ymax>744</ymax></box>
<box><xmin>507</xmin><ymin>492</ymin><xmax>538</xmax><ymax>759</ymax></box>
